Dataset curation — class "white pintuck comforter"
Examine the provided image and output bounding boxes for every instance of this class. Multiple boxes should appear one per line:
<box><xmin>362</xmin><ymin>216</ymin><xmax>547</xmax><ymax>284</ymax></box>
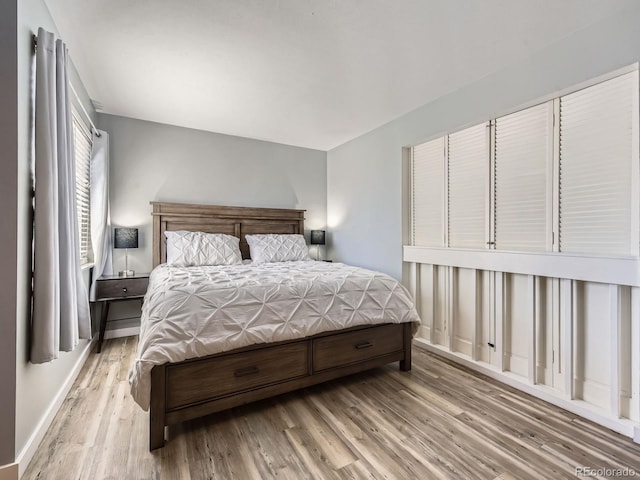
<box><xmin>129</xmin><ymin>261</ymin><xmax>420</xmax><ymax>410</ymax></box>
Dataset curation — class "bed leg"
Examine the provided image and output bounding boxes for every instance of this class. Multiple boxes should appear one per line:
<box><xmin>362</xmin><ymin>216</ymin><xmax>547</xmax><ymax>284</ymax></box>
<box><xmin>150</xmin><ymin>418</ymin><xmax>165</xmax><ymax>451</ymax></box>
<box><xmin>150</xmin><ymin>365</ymin><xmax>167</xmax><ymax>450</ymax></box>
<box><xmin>400</xmin><ymin>323</ymin><xmax>412</xmax><ymax>371</ymax></box>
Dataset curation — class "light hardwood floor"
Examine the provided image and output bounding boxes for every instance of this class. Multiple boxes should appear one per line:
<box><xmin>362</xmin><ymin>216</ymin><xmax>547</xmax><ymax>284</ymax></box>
<box><xmin>24</xmin><ymin>337</ymin><xmax>640</xmax><ymax>479</ymax></box>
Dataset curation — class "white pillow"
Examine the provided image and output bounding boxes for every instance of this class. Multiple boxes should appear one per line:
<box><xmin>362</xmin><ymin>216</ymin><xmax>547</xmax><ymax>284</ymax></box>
<box><xmin>164</xmin><ymin>231</ymin><xmax>242</xmax><ymax>266</ymax></box>
<box><xmin>245</xmin><ymin>234</ymin><xmax>311</xmax><ymax>263</ymax></box>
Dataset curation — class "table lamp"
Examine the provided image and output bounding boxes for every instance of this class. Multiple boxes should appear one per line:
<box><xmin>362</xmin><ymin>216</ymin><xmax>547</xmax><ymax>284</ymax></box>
<box><xmin>310</xmin><ymin>230</ymin><xmax>326</xmax><ymax>261</ymax></box>
<box><xmin>114</xmin><ymin>227</ymin><xmax>138</xmax><ymax>276</ymax></box>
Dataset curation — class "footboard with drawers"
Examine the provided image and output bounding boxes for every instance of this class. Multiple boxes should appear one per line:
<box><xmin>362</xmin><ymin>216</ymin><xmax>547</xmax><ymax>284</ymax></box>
<box><xmin>149</xmin><ymin>322</ymin><xmax>412</xmax><ymax>449</ymax></box>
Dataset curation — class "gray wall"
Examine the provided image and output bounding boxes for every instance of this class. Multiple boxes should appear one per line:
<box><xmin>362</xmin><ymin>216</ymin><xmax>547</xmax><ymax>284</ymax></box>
<box><xmin>0</xmin><ymin>0</ymin><xmax>18</xmax><ymax>468</ymax></box>
<box><xmin>327</xmin><ymin>3</ymin><xmax>640</xmax><ymax>281</ymax></box>
<box><xmin>14</xmin><ymin>0</ymin><xmax>97</xmax><ymax>460</ymax></box>
<box><xmin>97</xmin><ymin>114</ymin><xmax>327</xmax><ymax>328</ymax></box>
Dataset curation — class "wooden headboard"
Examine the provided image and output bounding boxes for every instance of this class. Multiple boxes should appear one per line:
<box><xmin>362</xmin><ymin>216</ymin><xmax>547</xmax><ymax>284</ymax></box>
<box><xmin>151</xmin><ymin>202</ymin><xmax>306</xmax><ymax>267</ymax></box>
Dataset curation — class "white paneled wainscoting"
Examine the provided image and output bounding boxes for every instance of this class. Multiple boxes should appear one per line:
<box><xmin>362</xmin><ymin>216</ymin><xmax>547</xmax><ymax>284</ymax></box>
<box><xmin>404</xmin><ymin>246</ymin><xmax>640</xmax><ymax>442</ymax></box>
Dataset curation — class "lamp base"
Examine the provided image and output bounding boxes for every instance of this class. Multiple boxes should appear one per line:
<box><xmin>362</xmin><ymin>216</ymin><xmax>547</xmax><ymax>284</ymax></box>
<box><xmin>118</xmin><ymin>270</ymin><xmax>135</xmax><ymax>277</ymax></box>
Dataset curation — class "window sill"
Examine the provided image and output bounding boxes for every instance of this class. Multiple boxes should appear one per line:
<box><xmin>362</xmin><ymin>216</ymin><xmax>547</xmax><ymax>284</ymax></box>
<box><xmin>81</xmin><ymin>262</ymin><xmax>95</xmax><ymax>271</ymax></box>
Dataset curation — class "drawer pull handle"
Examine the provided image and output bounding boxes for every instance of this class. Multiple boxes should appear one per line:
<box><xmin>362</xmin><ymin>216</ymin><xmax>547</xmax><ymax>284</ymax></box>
<box><xmin>355</xmin><ymin>342</ymin><xmax>373</xmax><ymax>349</ymax></box>
<box><xmin>122</xmin><ymin>287</ymin><xmax>128</xmax><ymax>293</ymax></box>
<box><xmin>234</xmin><ymin>366</ymin><xmax>260</xmax><ymax>377</ymax></box>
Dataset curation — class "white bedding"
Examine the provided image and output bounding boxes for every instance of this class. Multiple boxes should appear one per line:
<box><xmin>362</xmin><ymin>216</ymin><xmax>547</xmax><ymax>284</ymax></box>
<box><xmin>129</xmin><ymin>261</ymin><xmax>420</xmax><ymax>410</ymax></box>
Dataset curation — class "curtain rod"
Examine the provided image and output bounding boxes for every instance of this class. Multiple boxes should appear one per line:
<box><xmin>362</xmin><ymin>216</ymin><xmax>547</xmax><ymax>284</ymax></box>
<box><xmin>32</xmin><ymin>34</ymin><xmax>101</xmax><ymax>137</ymax></box>
<box><xmin>69</xmin><ymin>83</ymin><xmax>100</xmax><ymax>137</ymax></box>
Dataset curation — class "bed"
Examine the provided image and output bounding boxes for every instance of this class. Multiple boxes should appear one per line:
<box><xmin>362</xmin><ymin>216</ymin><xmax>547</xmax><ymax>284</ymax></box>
<box><xmin>135</xmin><ymin>202</ymin><xmax>420</xmax><ymax>450</ymax></box>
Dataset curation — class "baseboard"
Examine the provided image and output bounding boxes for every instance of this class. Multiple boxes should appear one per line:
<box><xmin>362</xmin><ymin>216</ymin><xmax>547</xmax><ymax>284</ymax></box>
<box><xmin>414</xmin><ymin>338</ymin><xmax>640</xmax><ymax>442</ymax></box>
<box><xmin>104</xmin><ymin>325</ymin><xmax>140</xmax><ymax>340</ymax></box>
<box><xmin>16</xmin><ymin>338</ymin><xmax>95</xmax><ymax>478</ymax></box>
<box><xmin>0</xmin><ymin>463</ymin><xmax>18</xmax><ymax>480</ymax></box>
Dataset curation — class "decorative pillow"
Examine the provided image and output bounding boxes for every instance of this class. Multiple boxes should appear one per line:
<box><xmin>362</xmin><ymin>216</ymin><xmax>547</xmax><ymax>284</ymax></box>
<box><xmin>164</xmin><ymin>231</ymin><xmax>242</xmax><ymax>266</ymax></box>
<box><xmin>245</xmin><ymin>234</ymin><xmax>311</xmax><ymax>263</ymax></box>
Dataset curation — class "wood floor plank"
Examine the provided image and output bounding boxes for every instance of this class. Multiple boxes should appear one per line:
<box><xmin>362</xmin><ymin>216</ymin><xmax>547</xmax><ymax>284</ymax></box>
<box><xmin>336</xmin><ymin>460</ymin><xmax>380</xmax><ymax>480</ymax></box>
<box><xmin>285</xmin><ymin>396</ymin><xmax>358</xmax><ymax>470</ymax></box>
<box><xmin>22</xmin><ymin>338</ymin><xmax>640</xmax><ymax>479</ymax></box>
<box><xmin>347</xmin><ymin>402</ymin><xmax>457</xmax><ymax>479</ymax></box>
<box><xmin>235</xmin><ymin>402</ymin><xmax>313</xmax><ymax>479</ymax></box>
<box><xmin>359</xmin><ymin>378</ymin><xmax>525</xmax><ymax>479</ymax></box>
<box><xmin>496</xmin><ymin>393</ymin><xmax>640</xmax><ymax>468</ymax></box>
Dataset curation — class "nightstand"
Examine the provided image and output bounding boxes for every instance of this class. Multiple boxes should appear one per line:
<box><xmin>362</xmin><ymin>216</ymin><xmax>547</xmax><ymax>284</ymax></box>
<box><xmin>94</xmin><ymin>273</ymin><xmax>149</xmax><ymax>353</ymax></box>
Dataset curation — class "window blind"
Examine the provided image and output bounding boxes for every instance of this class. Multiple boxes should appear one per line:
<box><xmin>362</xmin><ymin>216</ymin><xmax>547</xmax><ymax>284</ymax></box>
<box><xmin>448</xmin><ymin>123</ymin><xmax>489</xmax><ymax>248</ymax></box>
<box><xmin>412</xmin><ymin>137</ymin><xmax>445</xmax><ymax>246</ymax></box>
<box><xmin>494</xmin><ymin>102</ymin><xmax>552</xmax><ymax>251</ymax></box>
<box><xmin>559</xmin><ymin>71</ymin><xmax>636</xmax><ymax>256</ymax></box>
<box><xmin>72</xmin><ymin>114</ymin><xmax>92</xmax><ymax>264</ymax></box>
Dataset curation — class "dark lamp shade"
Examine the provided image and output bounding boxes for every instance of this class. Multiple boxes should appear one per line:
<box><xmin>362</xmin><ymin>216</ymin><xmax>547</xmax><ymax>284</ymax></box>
<box><xmin>310</xmin><ymin>230</ymin><xmax>326</xmax><ymax>245</ymax></box>
<box><xmin>114</xmin><ymin>228</ymin><xmax>139</xmax><ymax>249</ymax></box>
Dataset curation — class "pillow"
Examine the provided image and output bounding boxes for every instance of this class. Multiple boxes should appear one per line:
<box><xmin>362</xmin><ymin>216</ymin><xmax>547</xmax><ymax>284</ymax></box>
<box><xmin>245</xmin><ymin>234</ymin><xmax>311</xmax><ymax>263</ymax></box>
<box><xmin>164</xmin><ymin>231</ymin><xmax>242</xmax><ymax>266</ymax></box>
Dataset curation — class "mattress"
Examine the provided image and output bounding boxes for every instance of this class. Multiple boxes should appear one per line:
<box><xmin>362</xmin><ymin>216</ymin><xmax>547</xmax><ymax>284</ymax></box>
<box><xmin>129</xmin><ymin>261</ymin><xmax>421</xmax><ymax>410</ymax></box>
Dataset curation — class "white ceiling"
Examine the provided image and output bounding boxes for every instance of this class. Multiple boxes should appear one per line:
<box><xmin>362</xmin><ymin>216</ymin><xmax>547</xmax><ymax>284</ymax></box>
<box><xmin>44</xmin><ymin>0</ymin><xmax>632</xmax><ymax>151</ymax></box>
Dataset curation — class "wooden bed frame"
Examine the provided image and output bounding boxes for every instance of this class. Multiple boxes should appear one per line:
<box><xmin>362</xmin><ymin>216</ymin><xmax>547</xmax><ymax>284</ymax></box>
<box><xmin>148</xmin><ymin>201</ymin><xmax>413</xmax><ymax>450</ymax></box>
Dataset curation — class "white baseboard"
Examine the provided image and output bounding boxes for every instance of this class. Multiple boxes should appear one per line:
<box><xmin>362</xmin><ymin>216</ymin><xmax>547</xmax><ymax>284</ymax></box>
<box><xmin>16</xmin><ymin>339</ymin><xmax>95</xmax><ymax>478</ymax></box>
<box><xmin>414</xmin><ymin>338</ymin><xmax>640</xmax><ymax>442</ymax></box>
<box><xmin>0</xmin><ymin>463</ymin><xmax>18</xmax><ymax>480</ymax></box>
<box><xmin>104</xmin><ymin>326</ymin><xmax>140</xmax><ymax>340</ymax></box>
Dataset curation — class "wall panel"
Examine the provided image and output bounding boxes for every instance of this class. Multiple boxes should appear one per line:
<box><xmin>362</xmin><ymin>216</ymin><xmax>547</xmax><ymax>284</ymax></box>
<box><xmin>620</xmin><ymin>286</ymin><xmax>632</xmax><ymax>419</ymax></box>
<box><xmin>407</xmin><ymin>259</ymin><xmax>639</xmax><ymax>440</ymax></box>
<box><xmin>430</xmin><ymin>266</ymin><xmax>448</xmax><ymax>347</ymax></box>
<box><xmin>536</xmin><ymin>277</ymin><xmax>555</xmax><ymax>387</ymax></box>
<box><xmin>452</xmin><ymin>267</ymin><xmax>476</xmax><ymax>357</ymax></box>
<box><xmin>416</xmin><ymin>263</ymin><xmax>432</xmax><ymax>341</ymax></box>
<box><xmin>478</xmin><ymin>270</ymin><xmax>492</xmax><ymax>364</ymax></box>
<box><xmin>503</xmin><ymin>273</ymin><xmax>530</xmax><ymax>378</ymax></box>
<box><xmin>573</xmin><ymin>281</ymin><xmax>611</xmax><ymax>410</ymax></box>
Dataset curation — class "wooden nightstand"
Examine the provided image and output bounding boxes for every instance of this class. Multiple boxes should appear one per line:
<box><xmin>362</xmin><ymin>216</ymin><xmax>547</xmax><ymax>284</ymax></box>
<box><xmin>95</xmin><ymin>273</ymin><xmax>149</xmax><ymax>353</ymax></box>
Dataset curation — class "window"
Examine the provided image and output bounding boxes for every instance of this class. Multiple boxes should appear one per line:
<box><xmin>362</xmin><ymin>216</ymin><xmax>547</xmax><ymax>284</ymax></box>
<box><xmin>558</xmin><ymin>72</ymin><xmax>637</xmax><ymax>255</ymax></box>
<box><xmin>410</xmin><ymin>68</ymin><xmax>639</xmax><ymax>257</ymax></box>
<box><xmin>72</xmin><ymin>112</ymin><xmax>92</xmax><ymax>265</ymax></box>
<box><xmin>448</xmin><ymin>123</ymin><xmax>489</xmax><ymax>249</ymax></box>
<box><xmin>494</xmin><ymin>102</ymin><xmax>552</xmax><ymax>252</ymax></box>
<box><xmin>412</xmin><ymin>137</ymin><xmax>445</xmax><ymax>246</ymax></box>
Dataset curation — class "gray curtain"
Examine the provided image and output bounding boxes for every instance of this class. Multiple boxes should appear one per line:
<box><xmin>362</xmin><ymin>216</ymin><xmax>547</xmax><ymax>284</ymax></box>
<box><xmin>31</xmin><ymin>28</ymin><xmax>91</xmax><ymax>363</ymax></box>
<box><xmin>89</xmin><ymin>130</ymin><xmax>113</xmax><ymax>300</ymax></box>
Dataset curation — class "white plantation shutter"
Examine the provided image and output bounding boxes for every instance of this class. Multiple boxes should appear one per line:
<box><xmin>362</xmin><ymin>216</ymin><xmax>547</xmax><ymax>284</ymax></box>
<box><xmin>494</xmin><ymin>102</ymin><xmax>552</xmax><ymax>251</ymax></box>
<box><xmin>559</xmin><ymin>72</ymin><xmax>637</xmax><ymax>256</ymax></box>
<box><xmin>72</xmin><ymin>114</ymin><xmax>92</xmax><ymax>264</ymax></box>
<box><xmin>412</xmin><ymin>137</ymin><xmax>445</xmax><ymax>246</ymax></box>
<box><xmin>448</xmin><ymin>123</ymin><xmax>489</xmax><ymax>248</ymax></box>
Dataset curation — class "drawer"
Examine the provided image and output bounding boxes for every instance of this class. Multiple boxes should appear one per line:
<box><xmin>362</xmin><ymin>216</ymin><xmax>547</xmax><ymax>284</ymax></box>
<box><xmin>166</xmin><ymin>342</ymin><xmax>310</xmax><ymax>409</ymax></box>
<box><xmin>96</xmin><ymin>277</ymin><xmax>148</xmax><ymax>299</ymax></box>
<box><xmin>313</xmin><ymin>324</ymin><xmax>404</xmax><ymax>372</ymax></box>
